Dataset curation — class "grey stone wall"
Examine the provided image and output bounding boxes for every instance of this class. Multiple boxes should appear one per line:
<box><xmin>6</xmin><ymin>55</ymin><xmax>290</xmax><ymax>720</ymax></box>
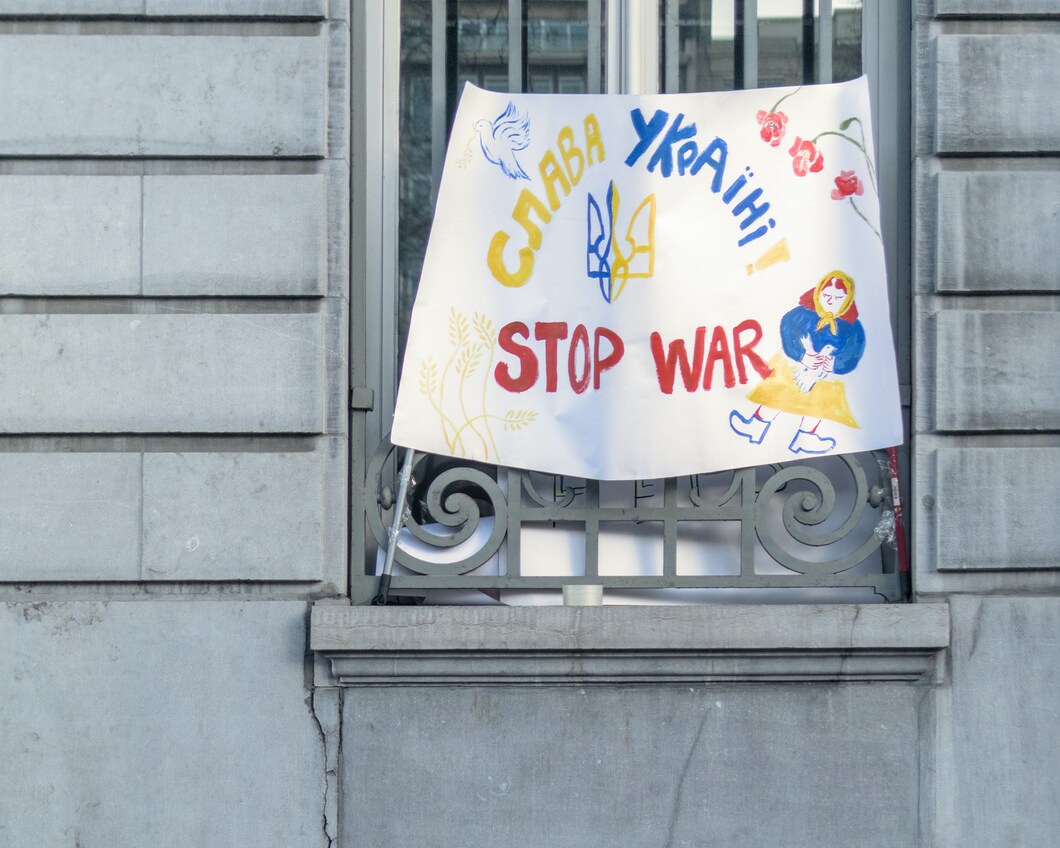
<box><xmin>315</xmin><ymin>605</ymin><xmax>947</xmax><ymax>848</ymax></box>
<box><xmin>0</xmin><ymin>3</ymin><xmax>349</xmax><ymax>845</ymax></box>
<box><xmin>346</xmin><ymin>683</ymin><xmax>919</xmax><ymax>847</ymax></box>
<box><xmin>2</xmin><ymin>3</ymin><xmax>1058</xmax><ymax>847</ymax></box>
<box><xmin>913</xmin><ymin>2</ymin><xmax>1060</xmax><ymax>846</ymax></box>
<box><xmin>1</xmin><ymin>601</ymin><xmax>329</xmax><ymax>846</ymax></box>
<box><xmin>912</xmin><ymin>6</ymin><xmax>1060</xmax><ymax>589</ymax></box>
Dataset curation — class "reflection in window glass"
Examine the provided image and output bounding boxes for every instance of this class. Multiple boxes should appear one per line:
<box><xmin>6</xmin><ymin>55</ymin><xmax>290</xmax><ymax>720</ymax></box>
<box><xmin>666</xmin><ymin>1</ymin><xmax>861</xmax><ymax>93</ymax></box>
<box><xmin>399</xmin><ymin>1</ymin><xmax>435</xmax><ymax>352</ymax></box>
<box><xmin>399</xmin><ymin>0</ymin><xmax>859</xmax><ymax>349</ymax></box>
<box><xmin>757</xmin><ymin>0</ymin><xmax>813</xmax><ymax>88</ymax></box>
<box><xmin>531</xmin><ymin>73</ymin><xmax>555</xmax><ymax>92</ymax></box>
<box><xmin>831</xmin><ymin>0</ymin><xmax>862</xmax><ymax>82</ymax></box>
<box><xmin>457</xmin><ymin>2</ymin><xmax>512</xmax><ymax>91</ymax></box>
<box><xmin>666</xmin><ymin>0</ymin><xmax>738</xmax><ymax>93</ymax></box>
<box><xmin>527</xmin><ymin>1</ymin><xmax>595</xmax><ymax>94</ymax></box>
<box><xmin>398</xmin><ymin>1</ymin><xmax>605</xmax><ymax>353</ymax></box>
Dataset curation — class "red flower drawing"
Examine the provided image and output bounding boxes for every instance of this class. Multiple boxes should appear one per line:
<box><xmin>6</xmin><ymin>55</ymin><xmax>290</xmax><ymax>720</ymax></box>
<box><xmin>788</xmin><ymin>137</ymin><xmax>824</xmax><ymax>177</ymax></box>
<box><xmin>831</xmin><ymin>170</ymin><xmax>865</xmax><ymax>199</ymax></box>
<box><xmin>755</xmin><ymin>110</ymin><xmax>788</xmax><ymax>147</ymax></box>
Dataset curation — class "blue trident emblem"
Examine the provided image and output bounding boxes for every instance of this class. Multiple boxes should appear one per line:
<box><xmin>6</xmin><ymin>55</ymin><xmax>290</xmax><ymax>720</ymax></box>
<box><xmin>586</xmin><ymin>180</ymin><xmax>657</xmax><ymax>304</ymax></box>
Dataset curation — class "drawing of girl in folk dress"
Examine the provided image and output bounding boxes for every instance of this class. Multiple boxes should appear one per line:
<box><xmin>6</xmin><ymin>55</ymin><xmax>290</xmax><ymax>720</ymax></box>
<box><xmin>728</xmin><ymin>270</ymin><xmax>865</xmax><ymax>455</ymax></box>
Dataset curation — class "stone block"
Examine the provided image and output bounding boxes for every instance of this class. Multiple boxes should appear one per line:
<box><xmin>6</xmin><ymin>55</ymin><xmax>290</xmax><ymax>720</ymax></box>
<box><xmin>343</xmin><ymin>683</ymin><xmax>919</xmax><ymax>848</ymax></box>
<box><xmin>0</xmin><ymin>0</ymin><xmax>141</xmax><ymax>12</ymax></box>
<box><xmin>0</xmin><ymin>0</ymin><xmax>328</xmax><ymax>16</ymax></box>
<box><xmin>144</xmin><ymin>0</ymin><xmax>328</xmax><ymax>14</ymax></box>
<box><xmin>912</xmin><ymin>435</ymin><xmax>1060</xmax><ymax>595</ymax></box>
<box><xmin>0</xmin><ymin>176</ymin><xmax>140</xmax><ymax>296</ymax></box>
<box><xmin>934</xmin><ymin>446</ymin><xmax>1060</xmax><ymax>570</ymax></box>
<box><xmin>314</xmin><ymin>604</ymin><xmax>950</xmax><ymax>685</ymax></box>
<box><xmin>0</xmin><ymin>600</ymin><xmax>328</xmax><ymax>847</ymax></box>
<box><xmin>934</xmin><ymin>34</ymin><xmax>1060</xmax><ymax>153</ymax></box>
<box><xmin>935</xmin><ymin>0</ymin><xmax>1058</xmax><ymax>13</ymax></box>
<box><xmin>0</xmin><ymin>35</ymin><xmax>326</xmax><ymax>157</ymax></box>
<box><xmin>936</xmin><ymin>170</ymin><xmax>1060</xmax><ymax>293</ymax></box>
<box><xmin>930</xmin><ymin>597</ymin><xmax>1060</xmax><ymax>847</ymax></box>
<box><xmin>0</xmin><ymin>313</ymin><xmax>325</xmax><ymax>433</ymax></box>
<box><xmin>0</xmin><ymin>453</ymin><xmax>140</xmax><ymax>581</ymax></box>
<box><xmin>142</xmin><ymin>175</ymin><xmax>326</xmax><ymax>296</ymax></box>
<box><xmin>313</xmin><ymin>603</ymin><xmax>951</xmax><ymax>654</ymax></box>
<box><xmin>142</xmin><ymin>452</ymin><xmax>324</xmax><ymax>581</ymax></box>
<box><xmin>933</xmin><ymin>310</ymin><xmax>1060</xmax><ymax>431</ymax></box>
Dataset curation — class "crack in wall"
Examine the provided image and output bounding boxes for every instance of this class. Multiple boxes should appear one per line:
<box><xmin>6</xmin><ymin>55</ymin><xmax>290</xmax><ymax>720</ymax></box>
<box><xmin>664</xmin><ymin>709</ymin><xmax>710</xmax><ymax>848</ymax></box>
<box><xmin>308</xmin><ymin>688</ymin><xmax>341</xmax><ymax>848</ymax></box>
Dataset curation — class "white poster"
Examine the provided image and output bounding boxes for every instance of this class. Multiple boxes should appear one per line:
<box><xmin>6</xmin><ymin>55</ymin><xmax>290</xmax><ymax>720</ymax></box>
<box><xmin>392</xmin><ymin>77</ymin><xmax>902</xmax><ymax>480</ymax></box>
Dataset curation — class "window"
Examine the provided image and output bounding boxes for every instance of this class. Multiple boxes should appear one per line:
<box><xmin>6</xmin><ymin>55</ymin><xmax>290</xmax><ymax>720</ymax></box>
<box><xmin>352</xmin><ymin>0</ymin><xmax>910</xmax><ymax>604</ymax></box>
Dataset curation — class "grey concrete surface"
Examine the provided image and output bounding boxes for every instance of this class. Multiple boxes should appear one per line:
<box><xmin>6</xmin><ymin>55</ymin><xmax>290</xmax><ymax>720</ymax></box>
<box><xmin>0</xmin><ymin>600</ymin><xmax>328</xmax><ymax>848</ymax></box>
<box><xmin>935</xmin><ymin>0</ymin><xmax>1058</xmax><ymax>14</ymax></box>
<box><xmin>932</xmin><ymin>310</ymin><xmax>1060</xmax><ymax>431</ymax></box>
<box><xmin>928</xmin><ymin>596</ymin><xmax>1060</xmax><ymax>848</ymax></box>
<box><xmin>933</xmin><ymin>446</ymin><xmax>1059</xmax><ymax>570</ymax></box>
<box><xmin>343</xmin><ymin>683</ymin><xmax>920</xmax><ymax>848</ymax></box>
<box><xmin>911</xmin><ymin>435</ymin><xmax>1060</xmax><ymax>596</ymax></box>
<box><xmin>0</xmin><ymin>3</ymin><xmax>1052</xmax><ymax>848</ymax></box>
<box><xmin>0</xmin><ymin>313</ymin><xmax>326</xmax><ymax>434</ymax></box>
<box><xmin>0</xmin><ymin>453</ymin><xmax>141</xmax><ymax>581</ymax></box>
<box><xmin>0</xmin><ymin>176</ymin><xmax>141</xmax><ymax>296</ymax></box>
<box><xmin>933</xmin><ymin>34</ymin><xmax>1060</xmax><ymax>153</ymax></box>
<box><xmin>0</xmin><ymin>0</ymin><xmax>141</xmax><ymax>12</ymax></box>
<box><xmin>936</xmin><ymin>170</ymin><xmax>1060</xmax><ymax>293</ymax></box>
<box><xmin>0</xmin><ymin>450</ymin><xmax>335</xmax><ymax>583</ymax></box>
<box><xmin>0</xmin><ymin>35</ymin><xmax>326</xmax><ymax>157</ymax></box>
<box><xmin>313</xmin><ymin>603</ymin><xmax>950</xmax><ymax>686</ymax></box>
<box><xmin>144</xmin><ymin>0</ymin><xmax>328</xmax><ymax>14</ymax></box>
<box><xmin>312</xmin><ymin>603</ymin><xmax>951</xmax><ymax>653</ymax></box>
<box><xmin>143</xmin><ymin>174</ymin><xmax>327</xmax><ymax>297</ymax></box>
<box><xmin>0</xmin><ymin>173</ymin><xmax>329</xmax><ymax>296</ymax></box>
<box><xmin>142</xmin><ymin>451</ymin><xmax>324</xmax><ymax>581</ymax></box>
<box><xmin>0</xmin><ymin>0</ymin><xmax>327</xmax><ymax>14</ymax></box>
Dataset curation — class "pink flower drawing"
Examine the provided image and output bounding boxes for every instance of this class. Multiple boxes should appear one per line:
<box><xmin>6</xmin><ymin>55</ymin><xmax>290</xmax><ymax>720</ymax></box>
<box><xmin>755</xmin><ymin>110</ymin><xmax>788</xmax><ymax>147</ymax></box>
<box><xmin>788</xmin><ymin>137</ymin><xmax>824</xmax><ymax>177</ymax></box>
<box><xmin>831</xmin><ymin>170</ymin><xmax>865</xmax><ymax>199</ymax></box>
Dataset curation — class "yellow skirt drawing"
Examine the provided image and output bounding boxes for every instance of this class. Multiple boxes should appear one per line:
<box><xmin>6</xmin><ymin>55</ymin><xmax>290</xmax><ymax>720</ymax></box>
<box><xmin>747</xmin><ymin>353</ymin><xmax>858</xmax><ymax>429</ymax></box>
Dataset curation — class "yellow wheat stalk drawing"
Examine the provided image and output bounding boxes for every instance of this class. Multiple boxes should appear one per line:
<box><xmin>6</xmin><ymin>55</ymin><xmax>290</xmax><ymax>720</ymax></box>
<box><xmin>418</xmin><ymin>309</ymin><xmax>537</xmax><ymax>462</ymax></box>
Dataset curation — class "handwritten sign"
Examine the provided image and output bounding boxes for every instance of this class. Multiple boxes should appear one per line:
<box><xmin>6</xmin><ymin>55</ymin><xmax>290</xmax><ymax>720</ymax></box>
<box><xmin>392</xmin><ymin>77</ymin><xmax>902</xmax><ymax>480</ymax></box>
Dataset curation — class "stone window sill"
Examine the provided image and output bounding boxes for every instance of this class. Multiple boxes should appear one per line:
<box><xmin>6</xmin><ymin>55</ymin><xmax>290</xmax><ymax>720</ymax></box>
<box><xmin>311</xmin><ymin>603</ymin><xmax>950</xmax><ymax>686</ymax></box>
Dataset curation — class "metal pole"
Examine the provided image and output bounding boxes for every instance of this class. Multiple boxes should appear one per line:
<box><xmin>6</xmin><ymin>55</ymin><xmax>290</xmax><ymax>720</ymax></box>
<box><xmin>373</xmin><ymin>448</ymin><xmax>417</xmax><ymax>605</ymax></box>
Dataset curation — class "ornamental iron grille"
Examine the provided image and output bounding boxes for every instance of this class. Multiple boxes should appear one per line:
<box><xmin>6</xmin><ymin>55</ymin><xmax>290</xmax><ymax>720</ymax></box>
<box><xmin>356</xmin><ymin>436</ymin><xmax>904</xmax><ymax>604</ymax></box>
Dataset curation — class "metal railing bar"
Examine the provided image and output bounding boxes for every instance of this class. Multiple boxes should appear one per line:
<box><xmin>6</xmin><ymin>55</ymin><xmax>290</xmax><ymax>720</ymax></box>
<box><xmin>584</xmin><ymin>479</ymin><xmax>601</xmax><ymax>577</ymax></box>
<box><xmin>508</xmin><ymin>0</ymin><xmax>523</xmax><ymax>92</ymax></box>
<box><xmin>740</xmin><ymin>0</ymin><xmax>758</xmax><ymax>89</ymax></box>
<box><xmin>381</xmin><ymin>573</ymin><xmax>902</xmax><ymax>591</ymax></box>
<box><xmin>587</xmin><ymin>0</ymin><xmax>602</xmax><ymax>93</ymax></box>
<box><xmin>501</xmin><ymin>506</ymin><xmax>748</xmax><ymax>521</ymax></box>
<box><xmin>431</xmin><ymin>0</ymin><xmax>447</xmax><ymax>198</ymax></box>
<box><xmin>663</xmin><ymin>477</ymin><xmax>679</xmax><ymax>577</ymax></box>
<box><xmin>662</xmin><ymin>0</ymin><xmax>679</xmax><ymax>93</ymax></box>
<box><xmin>802</xmin><ymin>0</ymin><xmax>816</xmax><ymax>84</ymax></box>
<box><xmin>445</xmin><ymin>0</ymin><xmax>459</xmax><ymax>132</ymax></box>
<box><xmin>817</xmin><ymin>0</ymin><xmax>833</xmax><ymax>85</ymax></box>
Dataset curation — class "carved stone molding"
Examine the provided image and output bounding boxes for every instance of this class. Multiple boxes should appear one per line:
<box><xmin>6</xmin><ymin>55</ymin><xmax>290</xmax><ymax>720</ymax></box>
<box><xmin>311</xmin><ymin>603</ymin><xmax>950</xmax><ymax>686</ymax></box>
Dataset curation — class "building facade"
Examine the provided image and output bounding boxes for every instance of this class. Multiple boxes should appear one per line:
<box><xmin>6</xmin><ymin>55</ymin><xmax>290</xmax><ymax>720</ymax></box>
<box><xmin>0</xmin><ymin>2</ymin><xmax>1057</xmax><ymax>846</ymax></box>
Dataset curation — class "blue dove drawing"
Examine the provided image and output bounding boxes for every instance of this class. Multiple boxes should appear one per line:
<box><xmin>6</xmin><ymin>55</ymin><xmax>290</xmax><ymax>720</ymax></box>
<box><xmin>474</xmin><ymin>101</ymin><xmax>531</xmax><ymax>180</ymax></box>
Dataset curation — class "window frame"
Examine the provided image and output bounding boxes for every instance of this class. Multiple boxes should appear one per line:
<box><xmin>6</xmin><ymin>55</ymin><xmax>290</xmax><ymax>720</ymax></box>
<box><xmin>349</xmin><ymin>0</ymin><xmax>912</xmax><ymax>598</ymax></box>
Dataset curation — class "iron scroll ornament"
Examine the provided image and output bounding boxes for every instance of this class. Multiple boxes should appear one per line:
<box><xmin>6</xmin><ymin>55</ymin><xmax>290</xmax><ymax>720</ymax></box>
<box><xmin>365</xmin><ymin>434</ymin><xmax>897</xmax><ymax>593</ymax></box>
<box><xmin>755</xmin><ymin>453</ymin><xmax>886</xmax><ymax>575</ymax></box>
<box><xmin>366</xmin><ymin>438</ymin><xmax>508</xmax><ymax>577</ymax></box>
